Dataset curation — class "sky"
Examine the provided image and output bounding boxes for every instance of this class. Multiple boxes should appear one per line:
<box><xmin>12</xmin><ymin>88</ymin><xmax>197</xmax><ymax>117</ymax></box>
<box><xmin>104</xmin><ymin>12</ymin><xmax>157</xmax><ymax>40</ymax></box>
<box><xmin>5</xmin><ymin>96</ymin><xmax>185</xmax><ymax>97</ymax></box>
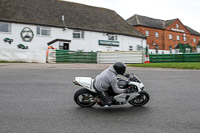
<box><xmin>64</xmin><ymin>0</ymin><xmax>200</xmax><ymax>32</ymax></box>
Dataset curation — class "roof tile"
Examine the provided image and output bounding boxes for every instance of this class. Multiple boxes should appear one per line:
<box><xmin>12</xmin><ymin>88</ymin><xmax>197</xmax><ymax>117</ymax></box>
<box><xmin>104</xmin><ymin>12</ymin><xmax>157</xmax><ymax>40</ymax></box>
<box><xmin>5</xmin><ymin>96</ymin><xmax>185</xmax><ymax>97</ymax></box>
<box><xmin>127</xmin><ymin>14</ymin><xmax>200</xmax><ymax>36</ymax></box>
<box><xmin>0</xmin><ymin>0</ymin><xmax>145</xmax><ymax>38</ymax></box>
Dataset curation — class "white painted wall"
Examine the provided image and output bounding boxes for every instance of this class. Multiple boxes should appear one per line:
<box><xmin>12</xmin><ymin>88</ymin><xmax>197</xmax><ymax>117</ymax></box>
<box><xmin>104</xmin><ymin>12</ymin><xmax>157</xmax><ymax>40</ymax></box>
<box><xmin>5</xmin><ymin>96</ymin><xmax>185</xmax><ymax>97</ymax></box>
<box><xmin>0</xmin><ymin>22</ymin><xmax>146</xmax><ymax>52</ymax></box>
<box><xmin>149</xmin><ymin>49</ymin><xmax>177</xmax><ymax>54</ymax></box>
<box><xmin>0</xmin><ymin>23</ymin><xmax>72</xmax><ymax>51</ymax></box>
<box><xmin>0</xmin><ymin>22</ymin><xmax>146</xmax><ymax>63</ymax></box>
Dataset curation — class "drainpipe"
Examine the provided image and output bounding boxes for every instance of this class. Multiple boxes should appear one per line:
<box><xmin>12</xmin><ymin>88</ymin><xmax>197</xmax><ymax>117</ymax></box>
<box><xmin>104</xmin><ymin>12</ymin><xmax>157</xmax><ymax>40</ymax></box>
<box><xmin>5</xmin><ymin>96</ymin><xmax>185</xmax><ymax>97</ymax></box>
<box><xmin>141</xmin><ymin>38</ymin><xmax>145</xmax><ymax>63</ymax></box>
<box><xmin>163</xmin><ymin>30</ymin><xmax>165</xmax><ymax>53</ymax></box>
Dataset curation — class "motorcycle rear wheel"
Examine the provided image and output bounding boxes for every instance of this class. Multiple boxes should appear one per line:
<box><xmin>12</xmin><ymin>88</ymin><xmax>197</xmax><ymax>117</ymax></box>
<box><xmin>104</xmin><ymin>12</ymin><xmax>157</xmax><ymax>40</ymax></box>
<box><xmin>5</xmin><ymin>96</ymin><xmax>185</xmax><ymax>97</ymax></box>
<box><xmin>74</xmin><ymin>88</ymin><xmax>96</xmax><ymax>107</ymax></box>
<box><xmin>128</xmin><ymin>90</ymin><xmax>150</xmax><ymax>107</ymax></box>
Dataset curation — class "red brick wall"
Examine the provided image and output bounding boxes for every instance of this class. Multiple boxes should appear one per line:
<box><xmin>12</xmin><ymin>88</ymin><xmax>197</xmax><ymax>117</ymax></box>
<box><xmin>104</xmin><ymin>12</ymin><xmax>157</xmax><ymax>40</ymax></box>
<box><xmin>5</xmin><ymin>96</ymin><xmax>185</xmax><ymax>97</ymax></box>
<box><xmin>134</xmin><ymin>26</ymin><xmax>164</xmax><ymax>50</ymax></box>
<box><xmin>133</xmin><ymin>19</ymin><xmax>200</xmax><ymax>51</ymax></box>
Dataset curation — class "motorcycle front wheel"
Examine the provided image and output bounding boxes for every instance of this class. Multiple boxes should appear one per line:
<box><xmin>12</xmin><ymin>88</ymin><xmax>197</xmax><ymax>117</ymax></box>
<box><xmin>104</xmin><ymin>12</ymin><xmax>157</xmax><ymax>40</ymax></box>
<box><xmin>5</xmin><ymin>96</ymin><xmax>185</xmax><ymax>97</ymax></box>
<box><xmin>74</xmin><ymin>88</ymin><xmax>96</xmax><ymax>107</ymax></box>
<box><xmin>128</xmin><ymin>90</ymin><xmax>150</xmax><ymax>107</ymax></box>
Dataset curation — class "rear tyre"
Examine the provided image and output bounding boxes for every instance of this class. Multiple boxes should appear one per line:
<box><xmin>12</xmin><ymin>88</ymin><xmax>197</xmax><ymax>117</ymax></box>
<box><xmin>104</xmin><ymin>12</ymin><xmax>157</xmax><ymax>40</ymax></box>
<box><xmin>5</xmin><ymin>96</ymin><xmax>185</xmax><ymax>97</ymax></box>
<box><xmin>74</xmin><ymin>88</ymin><xmax>96</xmax><ymax>107</ymax></box>
<box><xmin>128</xmin><ymin>90</ymin><xmax>150</xmax><ymax>107</ymax></box>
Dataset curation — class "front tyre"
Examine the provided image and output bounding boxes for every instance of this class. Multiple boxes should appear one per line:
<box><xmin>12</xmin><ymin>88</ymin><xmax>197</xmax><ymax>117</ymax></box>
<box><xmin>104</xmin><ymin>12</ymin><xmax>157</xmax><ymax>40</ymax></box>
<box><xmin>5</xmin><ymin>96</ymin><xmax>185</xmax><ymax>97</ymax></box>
<box><xmin>74</xmin><ymin>88</ymin><xmax>96</xmax><ymax>107</ymax></box>
<box><xmin>128</xmin><ymin>90</ymin><xmax>150</xmax><ymax>107</ymax></box>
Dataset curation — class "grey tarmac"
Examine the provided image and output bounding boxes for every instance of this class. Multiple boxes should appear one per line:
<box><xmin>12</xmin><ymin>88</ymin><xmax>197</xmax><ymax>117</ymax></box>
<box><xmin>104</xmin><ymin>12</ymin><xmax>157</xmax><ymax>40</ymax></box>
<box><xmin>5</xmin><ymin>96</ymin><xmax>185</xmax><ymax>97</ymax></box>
<box><xmin>0</xmin><ymin>63</ymin><xmax>200</xmax><ymax>133</ymax></box>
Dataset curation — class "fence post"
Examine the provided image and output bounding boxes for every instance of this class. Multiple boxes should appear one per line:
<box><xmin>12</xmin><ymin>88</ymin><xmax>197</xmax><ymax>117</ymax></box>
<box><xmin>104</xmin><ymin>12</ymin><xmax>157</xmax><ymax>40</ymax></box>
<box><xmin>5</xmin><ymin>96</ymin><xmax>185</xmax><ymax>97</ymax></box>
<box><xmin>47</xmin><ymin>49</ymin><xmax>56</xmax><ymax>63</ymax></box>
<box><xmin>97</xmin><ymin>52</ymin><xmax>100</xmax><ymax>64</ymax></box>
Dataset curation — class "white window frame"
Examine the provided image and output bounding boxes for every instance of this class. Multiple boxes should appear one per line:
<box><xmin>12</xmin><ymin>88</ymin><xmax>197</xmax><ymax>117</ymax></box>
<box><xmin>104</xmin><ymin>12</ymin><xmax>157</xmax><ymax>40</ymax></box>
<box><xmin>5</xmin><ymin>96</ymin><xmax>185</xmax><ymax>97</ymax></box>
<box><xmin>155</xmin><ymin>32</ymin><xmax>159</xmax><ymax>38</ymax></box>
<box><xmin>176</xmin><ymin>24</ymin><xmax>179</xmax><ymax>29</ymax></box>
<box><xmin>177</xmin><ymin>35</ymin><xmax>180</xmax><ymax>40</ymax></box>
<box><xmin>129</xmin><ymin>46</ymin><xmax>133</xmax><ymax>51</ymax></box>
<box><xmin>73</xmin><ymin>30</ymin><xmax>84</xmax><ymax>39</ymax></box>
<box><xmin>183</xmin><ymin>36</ymin><xmax>187</xmax><ymax>41</ymax></box>
<box><xmin>0</xmin><ymin>22</ymin><xmax>11</xmax><ymax>33</ymax></box>
<box><xmin>108</xmin><ymin>34</ymin><xmax>118</xmax><ymax>41</ymax></box>
<box><xmin>193</xmin><ymin>38</ymin><xmax>196</xmax><ymax>43</ymax></box>
<box><xmin>169</xmin><ymin>34</ymin><xmax>172</xmax><ymax>40</ymax></box>
<box><xmin>137</xmin><ymin>45</ymin><xmax>143</xmax><ymax>50</ymax></box>
<box><xmin>169</xmin><ymin>46</ymin><xmax>172</xmax><ymax>54</ymax></box>
<box><xmin>155</xmin><ymin>45</ymin><xmax>159</xmax><ymax>54</ymax></box>
<box><xmin>36</xmin><ymin>26</ymin><xmax>51</xmax><ymax>36</ymax></box>
<box><xmin>145</xmin><ymin>31</ymin><xmax>149</xmax><ymax>36</ymax></box>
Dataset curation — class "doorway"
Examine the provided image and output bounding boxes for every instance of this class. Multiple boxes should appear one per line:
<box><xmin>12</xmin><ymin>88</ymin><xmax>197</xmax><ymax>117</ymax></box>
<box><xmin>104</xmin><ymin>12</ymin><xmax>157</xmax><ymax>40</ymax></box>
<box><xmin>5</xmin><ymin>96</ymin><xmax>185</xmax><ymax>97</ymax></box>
<box><xmin>63</xmin><ymin>43</ymin><xmax>69</xmax><ymax>50</ymax></box>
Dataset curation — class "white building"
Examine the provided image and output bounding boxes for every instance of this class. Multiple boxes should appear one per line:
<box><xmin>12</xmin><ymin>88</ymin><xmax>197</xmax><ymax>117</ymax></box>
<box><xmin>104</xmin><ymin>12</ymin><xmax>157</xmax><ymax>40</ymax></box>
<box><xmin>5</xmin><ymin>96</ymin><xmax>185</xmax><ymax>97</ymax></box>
<box><xmin>0</xmin><ymin>0</ymin><xmax>146</xmax><ymax>62</ymax></box>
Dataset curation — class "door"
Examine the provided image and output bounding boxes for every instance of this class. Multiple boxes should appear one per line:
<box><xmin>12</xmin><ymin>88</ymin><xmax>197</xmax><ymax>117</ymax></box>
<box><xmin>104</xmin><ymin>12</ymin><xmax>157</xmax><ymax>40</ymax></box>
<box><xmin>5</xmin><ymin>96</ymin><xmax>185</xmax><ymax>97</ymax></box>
<box><xmin>63</xmin><ymin>43</ymin><xmax>69</xmax><ymax>50</ymax></box>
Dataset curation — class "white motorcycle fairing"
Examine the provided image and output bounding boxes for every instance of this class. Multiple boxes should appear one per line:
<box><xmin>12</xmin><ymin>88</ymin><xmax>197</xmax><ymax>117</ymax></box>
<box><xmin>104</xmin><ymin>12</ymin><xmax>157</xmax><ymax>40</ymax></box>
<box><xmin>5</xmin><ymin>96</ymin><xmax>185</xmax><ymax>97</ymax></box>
<box><xmin>74</xmin><ymin>77</ymin><xmax>96</xmax><ymax>93</ymax></box>
<box><xmin>114</xmin><ymin>93</ymin><xmax>140</xmax><ymax>103</ymax></box>
<box><xmin>74</xmin><ymin>76</ymin><xmax>143</xmax><ymax>104</ymax></box>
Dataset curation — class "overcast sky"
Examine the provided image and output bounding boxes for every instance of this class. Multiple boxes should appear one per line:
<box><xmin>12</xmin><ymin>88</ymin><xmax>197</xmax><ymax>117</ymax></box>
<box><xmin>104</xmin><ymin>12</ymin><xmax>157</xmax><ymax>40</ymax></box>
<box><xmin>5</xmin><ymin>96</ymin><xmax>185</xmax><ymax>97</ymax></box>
<box><xmin>64</xmin><ymin>0</ymin><xmax>200</xmax><ymax>32</ymax></box>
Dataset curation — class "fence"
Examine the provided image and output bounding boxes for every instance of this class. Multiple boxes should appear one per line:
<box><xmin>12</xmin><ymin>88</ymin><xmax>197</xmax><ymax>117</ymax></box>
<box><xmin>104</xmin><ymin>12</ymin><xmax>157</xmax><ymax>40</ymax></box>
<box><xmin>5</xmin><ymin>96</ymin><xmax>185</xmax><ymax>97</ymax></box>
<box><xmin>0</xmin><ymin>49</ymin><xmax>46</xmax><ymax>63</ymax></box>
<box><xmin>150</xmin><ymin>53</ymin><xmax>200</xmax><ymax>63</ymax></box>
<box><xmin>98</xmin><ymin>51</ymin><xmax>143</xmax><ymax>63</ymax></box>
<box><xmin>56</xmin><ymin>50</ymin><xmax>97</xmax><ymax>63</ymax></box>
<box><xmin>47</xmin><ymin>50</ymin><xmax>144</xmax><ymax>64</ymax></box>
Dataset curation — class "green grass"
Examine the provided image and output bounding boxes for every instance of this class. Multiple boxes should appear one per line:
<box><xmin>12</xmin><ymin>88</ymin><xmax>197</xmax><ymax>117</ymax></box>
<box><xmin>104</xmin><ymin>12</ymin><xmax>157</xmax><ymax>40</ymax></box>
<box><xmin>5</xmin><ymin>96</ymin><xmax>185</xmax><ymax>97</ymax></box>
<box><xmin>0</xmin><ymin>61</ymin><xmax>26</xmax><ymax>63</ymax></box>
<box><xmin>128</xmin><ymin>63</ymin><xmax>200</xmax><ymax>70</ymax></box>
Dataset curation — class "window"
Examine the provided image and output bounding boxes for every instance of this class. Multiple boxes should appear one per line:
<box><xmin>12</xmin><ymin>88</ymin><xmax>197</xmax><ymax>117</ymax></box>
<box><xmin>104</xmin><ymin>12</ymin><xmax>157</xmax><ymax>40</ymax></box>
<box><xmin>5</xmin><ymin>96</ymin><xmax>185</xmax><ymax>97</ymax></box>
<box><xmin>59</xmin><ymin>43</ymin><xmax>64</xmax><ymax>49</ymax></box>
<box><xmin>183</xmin><ymin>36</ymin><xmax>187</xmax><ymax>41</ymax></box>
<box><xmin>129</xmin><ymin>46</ymin><xmax>133</xmax><ymax>51</ymax></box>
<box><xmin>177</xmin><ymin>35</ymin><xmax>180</xmax><ymax>40</ymax></box>
<box><xmin>108</xmin><ymin>34</ymin><xmax>118</xmax><ymax>41</ymax></box>
<box><xmin>37</xmin><ymin>26</ymin><xmax>51</xmax><ymax>36</ymax></box>
<box><xmin>155</xmin><ymin>32</ymin><xmax>159</xmax><ymax>38</ymax></box>
<box><xmin>169</xmin><ymin>34</ymin><xmax>172</xmax><ymax>40</ymax></box>
<box><xmin>73</xmin><ymin>30</ymin><xmax>84</xmax><ymax>39</ymax></box>
<box><xmin>169</xmin><ymin>46</ymin><xmax>172</xmax><ymax>54</ymax></box>
<box><xmin>145</xmin><ymin>31</ymin><xmax>149</xmax><ymax>36</ymax></box>
<box><xmin>155</xmin><ymin>45</ymin><xmax>159</xmax><ymax>54</ymax></box>
<box><xmin>194</xmin><ymin>38</ymin><xmax>196</xmax><ymax>43</ymax></box>
<box><xmin>176</xmin><ymin>24</ymin><xmax>179</xmax><ymax>29</ymax></box>
<box><xmin>0</xmin><ymin>22</ymin><xmax>11</xmax><ymax>33</ymax></box>
<box><xmin>137</xmin><ymin>45</ymin><xmax>143</xmax><ymax>50</ymax></box>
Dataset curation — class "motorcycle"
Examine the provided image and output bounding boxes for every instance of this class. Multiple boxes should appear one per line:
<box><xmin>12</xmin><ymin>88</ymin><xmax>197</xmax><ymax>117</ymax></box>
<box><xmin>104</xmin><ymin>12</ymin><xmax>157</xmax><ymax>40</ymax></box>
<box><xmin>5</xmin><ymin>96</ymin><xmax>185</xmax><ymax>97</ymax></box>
<box><xmin>73</xmin><ymin>73</ymin><xmax>150</xmax><ymax>107</ymax></box>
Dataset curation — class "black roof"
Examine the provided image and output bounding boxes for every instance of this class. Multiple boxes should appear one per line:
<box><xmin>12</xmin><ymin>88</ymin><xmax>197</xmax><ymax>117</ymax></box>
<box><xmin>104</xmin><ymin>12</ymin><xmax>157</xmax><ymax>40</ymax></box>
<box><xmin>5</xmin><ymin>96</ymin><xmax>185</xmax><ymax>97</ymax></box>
<box><xmin>127</xmin><ymin>14</ymin><xmax>200</xmax><ymax>36</ymax></box>
<box><xmin>127</xmin><ymin>14</ymin><xmax>166</xmax><ymax>29</ymax></box>
<box><xmin>47</xmin><ymin>39</ymin><xmax>71</xmax><ymax>45</ymax></box>
<box><xmin>185</xmin><ymin>26</ymin><xmax>200</xmax><ymax>36</ymax></box>
<box><xmin>0</xmin><ymin>0</ymin><xmax>145</xmax><ymax>38</ymax></box>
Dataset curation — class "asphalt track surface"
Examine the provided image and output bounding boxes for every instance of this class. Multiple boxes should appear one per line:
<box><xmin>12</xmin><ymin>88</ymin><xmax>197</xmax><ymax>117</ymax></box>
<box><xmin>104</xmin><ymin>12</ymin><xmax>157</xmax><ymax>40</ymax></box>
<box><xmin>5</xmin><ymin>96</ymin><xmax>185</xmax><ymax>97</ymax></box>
<box><xmin>0</xmin><ymin>63</ymin><xmax>200</xmax><ymax>133</ymax></box>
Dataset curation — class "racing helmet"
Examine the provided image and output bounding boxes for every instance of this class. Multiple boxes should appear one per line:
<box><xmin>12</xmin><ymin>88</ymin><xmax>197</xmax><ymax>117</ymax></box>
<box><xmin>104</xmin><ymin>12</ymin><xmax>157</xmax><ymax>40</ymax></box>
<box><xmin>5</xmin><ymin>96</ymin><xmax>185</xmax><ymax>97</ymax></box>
<box><xmin>113</xmin><ymin>62</ymin><xmax>126</xmax><ymax>75</ymax></box>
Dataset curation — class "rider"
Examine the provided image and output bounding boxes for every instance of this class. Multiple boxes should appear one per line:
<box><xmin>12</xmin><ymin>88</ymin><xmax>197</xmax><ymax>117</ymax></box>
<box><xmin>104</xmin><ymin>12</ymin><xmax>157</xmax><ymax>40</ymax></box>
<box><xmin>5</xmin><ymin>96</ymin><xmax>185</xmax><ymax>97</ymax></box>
<box><xmin>94</xmin><ymin>62</ymin><xmax>127</xmax><ymax>107</ymax></box>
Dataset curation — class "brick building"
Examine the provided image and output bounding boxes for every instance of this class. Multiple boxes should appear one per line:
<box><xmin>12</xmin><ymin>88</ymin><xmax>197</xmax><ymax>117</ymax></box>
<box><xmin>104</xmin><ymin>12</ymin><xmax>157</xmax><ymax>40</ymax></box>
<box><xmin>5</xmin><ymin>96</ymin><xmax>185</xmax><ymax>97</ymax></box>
<box><xmin>127</xmin><ymin>14</ymin><xmax>200</xmax><ymax>54</ymax></box>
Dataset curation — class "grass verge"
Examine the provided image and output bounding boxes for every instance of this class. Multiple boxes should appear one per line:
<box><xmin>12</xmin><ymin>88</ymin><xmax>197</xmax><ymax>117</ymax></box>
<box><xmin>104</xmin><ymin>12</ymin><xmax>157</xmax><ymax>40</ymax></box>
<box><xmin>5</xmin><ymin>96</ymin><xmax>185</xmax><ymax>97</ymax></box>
<box><xmin>0</xmin><ymin>61</ymin><xmax>26</xmax><ymax>63</ymax></box>
<box><xmin>128</xmin><ymin>62</ymin><xmax>200</xmax><ymax>70</ymax></box>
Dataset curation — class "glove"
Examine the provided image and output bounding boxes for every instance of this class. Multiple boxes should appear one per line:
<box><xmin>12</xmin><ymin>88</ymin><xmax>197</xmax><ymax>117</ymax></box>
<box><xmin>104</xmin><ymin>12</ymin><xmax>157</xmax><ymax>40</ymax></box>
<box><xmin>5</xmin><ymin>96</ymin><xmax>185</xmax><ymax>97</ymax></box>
<box><xmin>124</xmin><ymin>73</ymin><xmax>130</xmax><ymax>78</ymax></box>
<box><xmin>124</xmin><ymin>88</ymin><xmax>132</xmax><ymax>93</ymax></box>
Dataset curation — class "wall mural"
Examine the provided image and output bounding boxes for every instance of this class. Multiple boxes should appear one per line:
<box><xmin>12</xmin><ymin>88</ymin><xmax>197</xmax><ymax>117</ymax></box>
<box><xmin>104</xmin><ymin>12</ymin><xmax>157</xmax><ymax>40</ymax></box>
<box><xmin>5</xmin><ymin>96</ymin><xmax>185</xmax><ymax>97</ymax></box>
<box><xmin>21</xmin><ymin>27</ymin><xmax>34</xmax><ymax>42</ymax></box>
<box><xmin>4</xmin><ymin>38</ymin><xmax>13</xmax><ymax>44</ymax></box>
<box><xmin>18</xmin><ymin>44</ymin><xmax>28</xmax><ymax>49</ymax></box>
